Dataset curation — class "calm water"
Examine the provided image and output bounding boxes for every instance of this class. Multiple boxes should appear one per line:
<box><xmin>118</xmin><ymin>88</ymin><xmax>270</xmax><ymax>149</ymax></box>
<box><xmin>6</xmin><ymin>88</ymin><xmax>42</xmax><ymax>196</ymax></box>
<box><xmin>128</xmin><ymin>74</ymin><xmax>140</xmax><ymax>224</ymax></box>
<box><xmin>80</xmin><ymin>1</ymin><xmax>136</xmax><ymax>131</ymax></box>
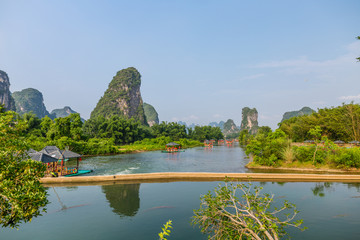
<box><xmin>76</xmin><ymin>144</ymin><xmax>252</xmax><ymax>175</ymax></box>
<box><xmin>2</xmin><ymin>181</ymin><xmax>360</xmax><ymax>239</ymax></box>
<box><xmin>3</xmin><ymin>145</ymin><xmax>360</xmax><ymax>239</ymax></box>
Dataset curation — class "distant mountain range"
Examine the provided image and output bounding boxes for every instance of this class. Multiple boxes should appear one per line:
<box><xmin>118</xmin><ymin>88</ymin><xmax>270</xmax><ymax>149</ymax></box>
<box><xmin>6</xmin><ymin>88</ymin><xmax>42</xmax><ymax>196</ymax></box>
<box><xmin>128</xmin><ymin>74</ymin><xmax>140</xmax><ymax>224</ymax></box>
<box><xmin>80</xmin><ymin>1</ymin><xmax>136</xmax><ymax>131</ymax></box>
<box><xmin>0</xmin><ymin>68</ymin><xmax>315</xmax><ymax>127</ymax></box>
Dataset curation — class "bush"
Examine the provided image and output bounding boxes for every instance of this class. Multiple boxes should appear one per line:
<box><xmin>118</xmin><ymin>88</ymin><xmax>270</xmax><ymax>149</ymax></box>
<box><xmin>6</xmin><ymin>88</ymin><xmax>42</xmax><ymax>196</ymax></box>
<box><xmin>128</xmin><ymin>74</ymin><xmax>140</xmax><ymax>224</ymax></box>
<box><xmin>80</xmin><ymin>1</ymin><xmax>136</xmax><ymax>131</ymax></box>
<box><xmin>192</xmin><ymin>181</ymin><xmax>306</xmax><ymax>239</ymax></box>
<box><xmin>334</xmin><ymin>148</ymin><xmax>360</xmax><ymax>168</ymax></box>
<box><xmin>282</xmin><ymin>146</ymin><xmax>295</xmax><ymax>162</ymax></box>
<box><xmin>294</xmin><ymin>146</ymin><xmax>314</xmax><ymax>162</ymax></box>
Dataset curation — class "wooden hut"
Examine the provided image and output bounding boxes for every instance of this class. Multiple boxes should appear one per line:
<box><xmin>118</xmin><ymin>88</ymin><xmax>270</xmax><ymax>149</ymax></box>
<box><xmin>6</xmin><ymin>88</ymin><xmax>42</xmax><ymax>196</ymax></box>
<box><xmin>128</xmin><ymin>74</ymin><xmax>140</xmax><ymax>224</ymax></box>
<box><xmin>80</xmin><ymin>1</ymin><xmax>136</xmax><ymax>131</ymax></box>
<box><xmin>39</xmin><ymin>146</ymin><xmax>83</xmax><ymax>176</ymax></box>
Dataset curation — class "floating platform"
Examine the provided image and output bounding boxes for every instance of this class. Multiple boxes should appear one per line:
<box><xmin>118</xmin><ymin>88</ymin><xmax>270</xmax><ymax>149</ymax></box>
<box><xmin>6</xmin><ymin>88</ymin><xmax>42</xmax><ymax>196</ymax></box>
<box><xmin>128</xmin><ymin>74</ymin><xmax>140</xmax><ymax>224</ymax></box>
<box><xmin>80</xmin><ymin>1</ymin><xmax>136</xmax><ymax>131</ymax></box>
<box><xmin>161</xmin><ymin>150</ymin><xmax>185</xmax><ymax>153</ymax></box>
<box><xmin>64</xmin><ymin>170</ymin><xmax>93</xmax><ymax>177</ymax></box>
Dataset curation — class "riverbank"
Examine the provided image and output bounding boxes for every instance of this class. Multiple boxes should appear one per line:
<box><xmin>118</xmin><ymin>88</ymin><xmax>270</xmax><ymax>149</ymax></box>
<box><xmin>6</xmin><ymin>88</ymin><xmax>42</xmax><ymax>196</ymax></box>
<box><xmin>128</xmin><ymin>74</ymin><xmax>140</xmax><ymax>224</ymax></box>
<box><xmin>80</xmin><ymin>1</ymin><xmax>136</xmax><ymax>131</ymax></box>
<box><xmin>246</xmin><ymin>161</ymin><xmax>360</xmax><ymax>174</ymax></box>
<box><xmin>40</xmin><ymin>172</ymin><xmax>360</xmax><ymax>186</ymax></box>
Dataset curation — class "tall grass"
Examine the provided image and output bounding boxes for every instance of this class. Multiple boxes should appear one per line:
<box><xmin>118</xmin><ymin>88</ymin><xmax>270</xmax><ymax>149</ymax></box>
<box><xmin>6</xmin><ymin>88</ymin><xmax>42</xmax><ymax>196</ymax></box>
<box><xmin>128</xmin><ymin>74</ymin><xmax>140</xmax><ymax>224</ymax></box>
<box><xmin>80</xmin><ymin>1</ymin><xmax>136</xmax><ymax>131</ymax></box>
<box><xmin>282</xmin><ymin>146</ymin><xmax>295</xmax><ymax>163</ymax></box>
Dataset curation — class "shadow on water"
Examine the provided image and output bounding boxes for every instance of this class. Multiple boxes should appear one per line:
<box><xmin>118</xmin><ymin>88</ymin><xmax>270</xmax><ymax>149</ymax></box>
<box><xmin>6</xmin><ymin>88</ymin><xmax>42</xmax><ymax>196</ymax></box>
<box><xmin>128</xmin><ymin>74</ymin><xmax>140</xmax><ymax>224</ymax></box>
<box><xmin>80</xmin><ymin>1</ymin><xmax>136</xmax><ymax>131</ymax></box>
<box><xmin>311</xmin><ymin>182</ymin><xmax>334</xmax><ymax>197</ymax></box>
<box><xmin>101</xmin><ymin>184</ymin><xmax>140</xmax><ymax>217</ymax></box>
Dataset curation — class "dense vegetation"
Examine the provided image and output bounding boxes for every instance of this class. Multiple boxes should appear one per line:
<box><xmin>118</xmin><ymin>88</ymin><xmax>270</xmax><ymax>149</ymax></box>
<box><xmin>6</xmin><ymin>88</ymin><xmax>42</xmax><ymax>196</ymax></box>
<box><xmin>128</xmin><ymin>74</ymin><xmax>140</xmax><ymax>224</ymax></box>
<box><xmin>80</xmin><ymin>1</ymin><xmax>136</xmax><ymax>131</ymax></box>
<box><xmin>0</xmin><ymin>106</ymin><xmax>48</xmax><ymax>228</ymax></box>
<box><xmin>279</xmin><ymin>103</ymin><xmax>360</xmax><ymax>142</ymax></box>
<box><xmin>244</xmin><ymin>103</ymin><xmax>360</xmax><ymax>170</ymax></box>
<box><xmin>16</xmin><ymin>110</ymin><xmax>222</xmax><ymax>155</ymax></box>
<box><xmin>192</xmin><ymin>181</ymin><xmax>305</xmax><ymax>239</ymax></box>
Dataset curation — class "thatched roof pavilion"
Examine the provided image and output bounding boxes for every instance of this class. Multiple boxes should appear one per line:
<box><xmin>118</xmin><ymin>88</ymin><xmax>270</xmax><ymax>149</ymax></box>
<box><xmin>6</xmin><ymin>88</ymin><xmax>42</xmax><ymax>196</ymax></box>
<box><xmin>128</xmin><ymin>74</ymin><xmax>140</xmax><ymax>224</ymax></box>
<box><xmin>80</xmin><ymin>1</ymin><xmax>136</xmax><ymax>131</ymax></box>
<box><xmin>27</xmin><ymin>149</ymin><xmax>58</xmax><ymax>163</ymax></box>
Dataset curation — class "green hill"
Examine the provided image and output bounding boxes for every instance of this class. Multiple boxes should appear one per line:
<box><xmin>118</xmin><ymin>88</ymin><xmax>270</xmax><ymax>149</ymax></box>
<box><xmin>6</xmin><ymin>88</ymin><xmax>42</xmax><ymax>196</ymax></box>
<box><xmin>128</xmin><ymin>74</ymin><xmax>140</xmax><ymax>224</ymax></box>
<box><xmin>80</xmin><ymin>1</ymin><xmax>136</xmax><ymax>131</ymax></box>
<box><xmin>143</xmin><ymin>103</ymin><xmax>159</xmax><ymax>126</ymax></box>
<box><xmin>12</xmin><ymin>88</ymin><xmax>51</xmax><ymax>118</ymax></box>
<box><xmin>281</xmin><ymin>107</ymin><xmax>315</xmax><ymax>122</ymax></box>
<box><xmin>90</xmin><ymin>67</ymin><xmax>147</xmax><ymax>125</ymax></box>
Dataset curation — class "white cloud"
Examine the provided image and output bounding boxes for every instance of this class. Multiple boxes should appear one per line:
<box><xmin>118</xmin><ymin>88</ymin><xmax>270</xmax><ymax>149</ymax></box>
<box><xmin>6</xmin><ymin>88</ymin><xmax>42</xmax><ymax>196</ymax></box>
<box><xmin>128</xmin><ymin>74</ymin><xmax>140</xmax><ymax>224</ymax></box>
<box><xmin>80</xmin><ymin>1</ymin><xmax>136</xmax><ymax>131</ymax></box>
<box><xmin>250</xmin><ymin>41</ymin><xmax>360</xmax><ymax>75</ymax></box>
<box><xmin>339</xmin><ymin>94</ymin><xmax>360</xmax><ymax>101</ymax></box>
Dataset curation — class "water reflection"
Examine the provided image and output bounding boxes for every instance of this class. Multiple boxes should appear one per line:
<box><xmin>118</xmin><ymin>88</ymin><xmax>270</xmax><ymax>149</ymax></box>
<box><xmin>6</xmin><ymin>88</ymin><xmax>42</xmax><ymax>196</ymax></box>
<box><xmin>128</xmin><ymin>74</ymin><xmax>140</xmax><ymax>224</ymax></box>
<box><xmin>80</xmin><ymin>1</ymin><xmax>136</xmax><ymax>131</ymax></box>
<box><xmin>311</xmin><ymin>182</ymin><xmax>334</xmax><ymax>197</ymax></box>
<box><xmin>102</xmin><ymin>184</ymin><xmax>140</xmax><ymax>217</ymax></box>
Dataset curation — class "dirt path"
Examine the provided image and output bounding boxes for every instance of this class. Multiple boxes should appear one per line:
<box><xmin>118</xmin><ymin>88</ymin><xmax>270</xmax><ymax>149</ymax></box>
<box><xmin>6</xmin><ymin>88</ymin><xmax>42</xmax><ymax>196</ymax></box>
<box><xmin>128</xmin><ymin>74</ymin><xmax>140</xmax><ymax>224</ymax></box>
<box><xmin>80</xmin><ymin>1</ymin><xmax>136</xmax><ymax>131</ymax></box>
<box><xmin>40</xmin><ymin>172</ymin><xmax>360</xmax><ymax>186</ymax></box>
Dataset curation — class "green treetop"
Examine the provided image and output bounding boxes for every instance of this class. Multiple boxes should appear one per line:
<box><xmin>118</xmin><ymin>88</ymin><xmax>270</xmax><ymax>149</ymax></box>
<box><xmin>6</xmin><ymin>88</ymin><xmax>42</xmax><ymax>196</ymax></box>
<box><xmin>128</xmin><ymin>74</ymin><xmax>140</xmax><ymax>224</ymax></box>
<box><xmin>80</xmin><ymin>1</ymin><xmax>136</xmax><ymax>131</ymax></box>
<box><xmin>0</xmin><ymin>105</ymin><xmax>48</xmax><ymax>228</ymax></box>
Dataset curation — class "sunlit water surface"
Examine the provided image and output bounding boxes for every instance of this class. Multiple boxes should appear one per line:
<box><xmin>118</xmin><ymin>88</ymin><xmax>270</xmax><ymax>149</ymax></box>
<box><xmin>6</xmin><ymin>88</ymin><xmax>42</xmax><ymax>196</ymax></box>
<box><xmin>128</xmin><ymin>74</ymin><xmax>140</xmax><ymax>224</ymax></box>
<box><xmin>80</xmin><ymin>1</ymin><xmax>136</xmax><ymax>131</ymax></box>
<box><xmin>77</xmin><ymin>145</ymin><xmax>252</xmax><ymax>175</ymax></box>
<box><xmin>2</xmin><ymin>182</ymin><xmax>360</xmax><ymax>239</ymax></box>
<box><xmin>3</xmin><ymin>145</ymin><xmax>360</xmax><ymax>239</ymax></box>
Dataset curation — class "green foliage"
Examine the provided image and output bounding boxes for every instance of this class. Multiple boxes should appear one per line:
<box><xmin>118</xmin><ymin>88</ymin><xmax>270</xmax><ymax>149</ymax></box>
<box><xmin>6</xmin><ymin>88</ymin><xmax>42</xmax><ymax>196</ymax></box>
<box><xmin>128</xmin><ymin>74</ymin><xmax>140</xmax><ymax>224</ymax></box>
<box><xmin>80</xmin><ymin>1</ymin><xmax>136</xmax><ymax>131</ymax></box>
<box><xmin>82</xmin><ymin>138</ymin><xmax>118</xmax><ymax>155</ymax></box>
<box><xmin>308</xmin><ymin>126</ymin><xmax>322</xmax><ymax>164</ymax></box>
<box><xmin>90</xmin><ymin>67</ymin><xmax>147</xmax><ymax>125</ymax></box>
<box><xmin>293</xmin><ymin>146</ymin><xmax>316</xmax><ymax>162</ymax></box>
<box><xmin>308</xmin><ymin>126</ymin><xmax>322</xmax><ymax>141</ymax></box>
<box><xmin>333</xmin><ymin>148</ymin><xmax>360</xmax><ymax>168</ymax></box>
<box><xmin>246</xmin><ymin>129</ymin><xmax>289</xmax><ymax>166</ymax></box>
<box><xmin>0</xmin><ymin>108</ymin><xmax>48</xmax><ymax>228</ymax></box>
<box><xmin>83</xmin><ymin>115</ymin><xmax>150</xmax><ymax>145</ymax></box>
<box><xmin>190</xmin><ymin>125</ymin><xmax>224</xmax><ymax>142</ymax></box>
<box><xmin>280</xmin><ymin>103</ymin><xmax>360</xmax><ymax>142</ymax></box>
<box><xmin>281</xmin><ymin>145</ymin><xmax>295</xmax><ymax>162</ymax></box>
<box><xmin>192</xmin><ymin>181</ymin><xmax>305</xmax><ymax>240</ymax></box>
<box><xmin>158</xmin><ymin>220</ymin><xmax>173</xmax><ymax>240</ymax></box>
<box><xmin>123</xmin><ymin>136</ymin><xmax>202</xmax><ymax>152</ymax></box>
<box><xmin>152</xmin><ymin>122</ymin><xmax>187</xmax><ymax>140</ymax></box>
<box><xmin>238</xmin><ymin>129</ymin><xmax>252</xmax><ymax>145</ymax></box>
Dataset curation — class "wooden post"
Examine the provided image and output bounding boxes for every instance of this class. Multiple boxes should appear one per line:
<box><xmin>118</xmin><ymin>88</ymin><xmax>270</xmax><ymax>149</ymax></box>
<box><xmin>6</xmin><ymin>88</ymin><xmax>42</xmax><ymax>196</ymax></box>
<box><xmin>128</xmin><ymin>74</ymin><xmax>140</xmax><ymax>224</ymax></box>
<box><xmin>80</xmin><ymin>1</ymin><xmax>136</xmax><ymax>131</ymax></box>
<box><xmin>60</xmin><ymin>159</ymin><xmax>63</xmax><ymax>176</ymax></box>
<box><xmin>76</xmin><ymin>157</ymin><xmax>79</xmax><ymax>173</ymax></box>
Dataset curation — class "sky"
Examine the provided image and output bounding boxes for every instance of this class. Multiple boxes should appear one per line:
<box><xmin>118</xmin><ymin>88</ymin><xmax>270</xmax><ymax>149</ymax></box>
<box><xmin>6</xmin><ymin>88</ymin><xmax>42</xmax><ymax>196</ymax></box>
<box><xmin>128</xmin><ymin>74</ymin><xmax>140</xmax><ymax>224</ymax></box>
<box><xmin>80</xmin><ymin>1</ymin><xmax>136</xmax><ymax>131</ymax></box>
<box><xmin>1</xmin><ymin>0</ymin><xmax>359</xmax><ymax>129</ymax></box>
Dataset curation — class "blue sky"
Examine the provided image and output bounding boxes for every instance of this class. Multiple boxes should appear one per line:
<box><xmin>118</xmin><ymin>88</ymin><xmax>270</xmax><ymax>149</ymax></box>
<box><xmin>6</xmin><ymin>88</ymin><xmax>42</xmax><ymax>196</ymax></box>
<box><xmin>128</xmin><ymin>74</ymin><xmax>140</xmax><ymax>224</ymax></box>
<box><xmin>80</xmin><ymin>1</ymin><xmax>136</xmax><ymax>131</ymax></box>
<box><xmin>1</xmin><ymin>0</ymin><xmax>359</xmax><ymax>129</ymax></box>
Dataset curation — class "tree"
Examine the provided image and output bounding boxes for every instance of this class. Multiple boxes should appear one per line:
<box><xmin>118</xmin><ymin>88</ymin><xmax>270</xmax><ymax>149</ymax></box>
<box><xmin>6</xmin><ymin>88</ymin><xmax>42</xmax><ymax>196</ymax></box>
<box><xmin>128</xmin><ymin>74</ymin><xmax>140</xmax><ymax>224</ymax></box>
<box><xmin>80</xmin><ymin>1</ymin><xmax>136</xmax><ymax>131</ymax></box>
<box><xmin>192</xmin><ymin>181</ymin><xmax>305</xmax><ymax>240</ymax></box>
<box><xmin>245</xmin><ymin>129</ymin><xmax>289</xmax><ymax>166</ymax></box>
<box><xmin>152</xmin><ymin>121</ymin><xmax>187</xmax><ymax>140</ymax></box>
<box><xmin>0</xmin><ymin>106</ymin><xmax>48</xmax><ymax>228</ymax></box>
<box><xmin>308</xmin><ymin>126</ymin><xmax>322</xmax><ymax>164</ymax></box>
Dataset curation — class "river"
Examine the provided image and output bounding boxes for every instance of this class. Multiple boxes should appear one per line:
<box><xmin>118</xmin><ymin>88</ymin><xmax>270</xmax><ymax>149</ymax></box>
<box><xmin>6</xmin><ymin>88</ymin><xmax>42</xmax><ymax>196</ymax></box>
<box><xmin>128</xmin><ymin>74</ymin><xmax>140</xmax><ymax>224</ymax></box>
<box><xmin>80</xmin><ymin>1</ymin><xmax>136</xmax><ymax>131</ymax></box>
<box><xmin>2</xmin><ymin>145</ymin><xmax>360</xmax><ymax>239</ymax></box>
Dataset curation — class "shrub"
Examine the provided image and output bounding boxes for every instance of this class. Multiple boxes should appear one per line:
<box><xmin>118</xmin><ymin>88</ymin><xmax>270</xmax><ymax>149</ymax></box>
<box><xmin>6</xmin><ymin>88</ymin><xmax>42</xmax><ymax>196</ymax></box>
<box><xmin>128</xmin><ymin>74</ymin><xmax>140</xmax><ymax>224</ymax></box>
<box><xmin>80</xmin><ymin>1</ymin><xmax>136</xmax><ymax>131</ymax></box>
<box><xmin>282</xmin><ymin>146</ymin><xmax>295</xmax><ymax>162</ymax></box>
<box><xmin>294</xmin><ymin>146</ymin><xmax>314</xmax><ymax>162</ymax></box>
<box><xmin>334</xmin><ymin>148</ymin><xmax>360</xmax><ymax>168</ymax></box>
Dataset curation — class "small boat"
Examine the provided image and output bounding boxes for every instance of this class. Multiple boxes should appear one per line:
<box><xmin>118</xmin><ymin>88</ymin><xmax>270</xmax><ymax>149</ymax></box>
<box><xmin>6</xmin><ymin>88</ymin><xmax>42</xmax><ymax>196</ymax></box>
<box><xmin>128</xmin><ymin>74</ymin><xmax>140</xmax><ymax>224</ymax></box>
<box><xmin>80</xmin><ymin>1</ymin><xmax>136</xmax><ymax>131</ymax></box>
<box><xmin>161</xmin><ymin>142</ymin><xmax>185</xmax><ymax>153</ymax></box>
<box><xmin>161</xmin><ymin>150</ymin><xmax>185</xmax><ymax>153</ymax></box>
<box><xmin>64</xmin><ymin>169</ymin><xmax>93</xmax><ymax>177</ymax></box>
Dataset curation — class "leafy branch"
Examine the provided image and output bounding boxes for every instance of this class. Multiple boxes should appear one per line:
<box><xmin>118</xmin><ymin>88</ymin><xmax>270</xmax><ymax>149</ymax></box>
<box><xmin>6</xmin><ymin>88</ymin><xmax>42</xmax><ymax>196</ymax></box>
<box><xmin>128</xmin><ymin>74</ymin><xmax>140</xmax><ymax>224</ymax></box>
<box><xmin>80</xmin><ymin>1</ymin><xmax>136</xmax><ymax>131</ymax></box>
<box><xmin>192</xmin><ymin>181</ymin><xmax>306</xmax><ymax>240</ymax></box>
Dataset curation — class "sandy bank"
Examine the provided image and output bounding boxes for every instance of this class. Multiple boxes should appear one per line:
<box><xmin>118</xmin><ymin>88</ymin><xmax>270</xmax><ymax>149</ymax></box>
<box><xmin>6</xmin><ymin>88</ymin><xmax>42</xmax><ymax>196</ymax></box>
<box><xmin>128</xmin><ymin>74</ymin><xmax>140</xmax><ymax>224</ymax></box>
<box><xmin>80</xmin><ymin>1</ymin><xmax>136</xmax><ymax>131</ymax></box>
<box><xmin>40</xmin><ymin>172</ymin><xmax>360</xmax><ymax>187</ymax></box>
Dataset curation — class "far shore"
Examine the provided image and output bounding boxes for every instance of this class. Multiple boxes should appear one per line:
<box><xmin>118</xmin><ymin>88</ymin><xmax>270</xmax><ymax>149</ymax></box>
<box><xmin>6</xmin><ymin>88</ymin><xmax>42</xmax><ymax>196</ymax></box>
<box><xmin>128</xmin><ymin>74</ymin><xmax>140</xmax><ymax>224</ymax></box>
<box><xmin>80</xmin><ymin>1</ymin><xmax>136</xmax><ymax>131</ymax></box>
<box><xmin>40</xmin><ymin>172</ymin><xmax>360</xmax><ymax>187</ymax></box>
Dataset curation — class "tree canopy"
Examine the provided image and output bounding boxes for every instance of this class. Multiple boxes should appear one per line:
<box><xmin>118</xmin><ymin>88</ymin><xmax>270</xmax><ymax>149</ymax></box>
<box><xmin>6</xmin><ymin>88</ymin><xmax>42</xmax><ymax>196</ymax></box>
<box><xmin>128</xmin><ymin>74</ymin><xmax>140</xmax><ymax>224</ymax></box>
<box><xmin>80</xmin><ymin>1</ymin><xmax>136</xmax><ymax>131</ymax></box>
<box><xmin>0</xmin><ymin>106</ymin><xmax>48</xmax><ymax>228</ymax></box>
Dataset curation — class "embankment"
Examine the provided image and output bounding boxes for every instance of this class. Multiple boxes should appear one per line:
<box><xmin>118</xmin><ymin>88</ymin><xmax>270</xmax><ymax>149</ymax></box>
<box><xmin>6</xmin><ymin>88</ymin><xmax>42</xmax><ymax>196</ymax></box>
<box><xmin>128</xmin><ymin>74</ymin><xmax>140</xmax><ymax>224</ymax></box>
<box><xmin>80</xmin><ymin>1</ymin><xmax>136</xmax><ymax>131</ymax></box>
<box><xmin>40</xmin><ymin>172</ymin><xmax>360</xmax><ymax>187</ymax></box>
